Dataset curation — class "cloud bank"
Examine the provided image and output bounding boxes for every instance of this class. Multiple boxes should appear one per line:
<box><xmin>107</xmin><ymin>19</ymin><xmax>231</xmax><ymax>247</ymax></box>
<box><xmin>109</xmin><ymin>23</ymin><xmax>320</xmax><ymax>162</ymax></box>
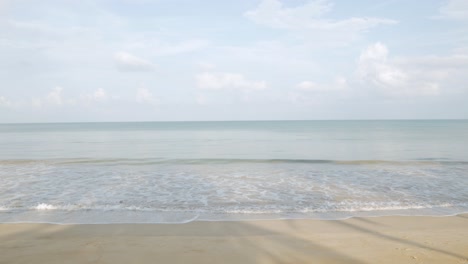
<box><xmin>114</xmin><ymin>52</ymin><xmax>155</xmax><ymax>72</ymax></box>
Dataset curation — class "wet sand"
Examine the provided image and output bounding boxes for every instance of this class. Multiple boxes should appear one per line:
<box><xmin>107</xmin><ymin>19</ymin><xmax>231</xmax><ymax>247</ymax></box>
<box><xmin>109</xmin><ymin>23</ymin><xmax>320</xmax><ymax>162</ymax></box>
<box><xmin>1</xmin><ymin>214</ymin><xmax>468</xmax><ymax>264</ymax></box>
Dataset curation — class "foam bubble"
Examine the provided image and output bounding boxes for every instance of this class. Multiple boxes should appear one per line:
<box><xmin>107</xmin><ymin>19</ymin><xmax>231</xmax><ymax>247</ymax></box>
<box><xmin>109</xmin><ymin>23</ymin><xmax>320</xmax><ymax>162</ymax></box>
<box><xmin>34</xmin><ymin>203</ymin><xmax>57</xmax><ymax>210</ymax></box>
<box><xmin>1</xmin><ymin>159</ymin><xmax>468</xmax><ymax>223</ymax></box>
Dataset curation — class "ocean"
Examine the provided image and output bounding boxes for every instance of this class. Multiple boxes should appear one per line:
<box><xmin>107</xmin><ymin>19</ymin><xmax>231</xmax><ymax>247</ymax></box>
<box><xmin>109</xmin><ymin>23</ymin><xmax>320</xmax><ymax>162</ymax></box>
<box><xmin>0</xmin><ymin>120</ymin><xmax>467</xmax><ymax>224</ymax></box>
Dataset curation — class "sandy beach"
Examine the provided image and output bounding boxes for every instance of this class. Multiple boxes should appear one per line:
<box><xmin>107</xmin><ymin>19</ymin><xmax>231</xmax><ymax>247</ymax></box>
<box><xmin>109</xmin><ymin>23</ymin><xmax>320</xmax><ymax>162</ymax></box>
<box><xmin>1</xmin><ymin>215</ymin><xmax>467</xmax><ymax>264</ymax></box>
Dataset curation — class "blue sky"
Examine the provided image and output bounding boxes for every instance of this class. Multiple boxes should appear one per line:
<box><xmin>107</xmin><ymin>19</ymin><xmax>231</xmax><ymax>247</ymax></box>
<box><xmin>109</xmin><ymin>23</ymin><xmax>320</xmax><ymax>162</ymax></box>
<box><xmin>0</xmin><ymin>0</ymin><xmax>467</xmax><ymax>122</ymax></box>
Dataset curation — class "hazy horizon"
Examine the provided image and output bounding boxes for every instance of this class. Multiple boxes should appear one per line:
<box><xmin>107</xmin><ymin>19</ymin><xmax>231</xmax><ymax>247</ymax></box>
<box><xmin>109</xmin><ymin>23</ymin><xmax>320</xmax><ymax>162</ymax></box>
<box><xmin>1</xmin><ymin>118</ymin><xmax>468</xmax><ymax>125</ymax></box>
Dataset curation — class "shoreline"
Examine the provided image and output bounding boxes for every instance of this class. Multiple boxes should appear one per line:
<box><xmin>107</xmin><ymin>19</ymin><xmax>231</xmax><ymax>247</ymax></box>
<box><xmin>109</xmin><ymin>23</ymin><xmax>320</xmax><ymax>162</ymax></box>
<box><xmin>2</xmin><ymin>214</ymin><xmax>467</xmax><ymax>263</ymax></box>
<box><xmin>2</xmin><ymin>207</ymin><xmax>468</xmax><ymax>225</ymax></box>
<box><xmin>2</xmin><ymin>211</ymin><xmax>468</xmax><ymax>225</ymax></box>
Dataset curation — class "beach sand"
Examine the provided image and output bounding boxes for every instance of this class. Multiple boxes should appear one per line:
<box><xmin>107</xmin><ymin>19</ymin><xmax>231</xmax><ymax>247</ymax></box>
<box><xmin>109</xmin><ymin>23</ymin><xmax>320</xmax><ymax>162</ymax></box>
<box><xmin>1</xmin><ymin>215</ymin><xmax>468</xmax><ymax>264</ymax></box>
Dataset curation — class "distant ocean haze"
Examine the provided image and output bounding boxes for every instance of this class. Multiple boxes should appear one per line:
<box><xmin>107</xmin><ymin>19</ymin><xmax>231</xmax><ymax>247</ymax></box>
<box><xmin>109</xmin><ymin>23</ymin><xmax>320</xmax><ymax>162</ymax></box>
<box><xmin>0</xmin><ymin>120</ymin><xmax>467</xmax><ymax>223</ymax></box>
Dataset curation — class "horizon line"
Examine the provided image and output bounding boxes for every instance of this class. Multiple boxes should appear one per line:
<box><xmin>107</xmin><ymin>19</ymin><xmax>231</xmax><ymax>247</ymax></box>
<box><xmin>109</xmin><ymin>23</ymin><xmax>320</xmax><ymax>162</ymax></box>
<box><xmin>1</xmin><ymin>118</ymin><xmax>467</xmax><ymax>125</ymax></box>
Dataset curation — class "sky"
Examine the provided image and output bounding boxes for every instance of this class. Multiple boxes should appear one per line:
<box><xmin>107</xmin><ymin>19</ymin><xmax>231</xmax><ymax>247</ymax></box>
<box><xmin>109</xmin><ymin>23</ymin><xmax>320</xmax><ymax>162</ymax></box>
<box><xmin>0</xmin><ymin>0</ymin><xmax>467</xmax><ymax>123</ymax></box>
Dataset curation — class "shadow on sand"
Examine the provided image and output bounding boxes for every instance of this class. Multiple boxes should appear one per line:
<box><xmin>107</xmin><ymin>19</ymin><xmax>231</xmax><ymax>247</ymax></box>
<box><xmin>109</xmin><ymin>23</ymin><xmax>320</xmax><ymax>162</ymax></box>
<box><xmin>1</xmin><ymin>216</ymin><xmax>468</xmax><ymax>264</ymax></box>
<box><xmin>0</xmin><ymin>220</ymin><xmax>364</xmax><ymax>264</ymax></box>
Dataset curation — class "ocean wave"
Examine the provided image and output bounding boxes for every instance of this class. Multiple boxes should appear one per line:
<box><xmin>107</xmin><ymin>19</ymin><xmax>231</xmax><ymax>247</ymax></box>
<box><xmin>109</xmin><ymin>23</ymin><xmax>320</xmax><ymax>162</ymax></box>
<box><xmin>0</xmin><ymin>201</ymin><xmax>464</xmax><ymax>214</ymax></box>
<box><xmin>33</xmin><ymin>203</ymin><xmax>58</xmax><ymax>210</ymax></box>
<box><xmin>1</xmin><ymin>158</ymin><xmax>466</xmax><ymax>166</ymax></box>
<box><xmin>1</xmin><ymin>200</ymin><xmax>467</xmax><ymax>224</ymax></box>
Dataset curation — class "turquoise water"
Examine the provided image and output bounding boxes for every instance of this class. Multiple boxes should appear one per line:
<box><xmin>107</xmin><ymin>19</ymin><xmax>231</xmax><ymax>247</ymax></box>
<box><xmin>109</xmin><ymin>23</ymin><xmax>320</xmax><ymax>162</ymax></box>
<box><xmin>0</xmin><ymin>120</ymin><xmax>467</xmax><ymax>223</ymax></box>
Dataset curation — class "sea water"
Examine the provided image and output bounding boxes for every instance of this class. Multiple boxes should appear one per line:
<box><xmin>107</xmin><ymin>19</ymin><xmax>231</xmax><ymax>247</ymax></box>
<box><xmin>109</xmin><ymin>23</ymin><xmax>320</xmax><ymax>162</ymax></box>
<box><xmin>0</xmin><ymin>120</ymin><xmax>467</xmax><ymax>223</ymax></box>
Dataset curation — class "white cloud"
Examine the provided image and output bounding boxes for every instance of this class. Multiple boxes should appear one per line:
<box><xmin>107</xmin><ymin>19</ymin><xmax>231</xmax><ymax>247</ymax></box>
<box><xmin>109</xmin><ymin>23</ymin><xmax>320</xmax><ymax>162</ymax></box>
<box><xmin>439</xmin><ymin>0</ymin><xmax>468</xmax><ymax>20</ymax></box>
<box><xmin>357</xmin><ymin>42</ymin><xmax>408</xmax><ymax>88</ymax></box>
<box><xmin>92</xmin><ymin>88</ymin><xmax>107</xmax><ymax>101</ymax></box>
<box><xmin>30</xmin><ymin>87</ymin><xmax>65</xmax><ymax>108</ymax></box>
<box><xmin>357</xmin><ymin>43</ymin><xmax>441</xmax><ymax>97</ymax></box>
<box><xmin>245</xmin><ymin>0</ymin><xmax>333</xmax><ymax>29</ymax></box>
<box><xmin>245</xmin><ymin>0</ymin><xmax>396</xmax><ymax>42</ymax></box>
<box><xmin>288</xmin><ymin>76</ymin><xmax>351</xmax><ymax>105</ymax></box>
<box><xmin>82</xmin><ymin>88</ymin><xmax>108</xmax><ymax>104</ymax></box>
<box><xmin>0</xmin><ymin>96</ymin><xmax>13</xmax><ymax>108</ymax></box>
<box><xmin>335</xmin><ymin>76</ymin><xmax>348</xmax><ymax>89</ymax></box>
<box><xmin>136</xmin><ymin>87</ymin><xmax>156</xmax><ymax>104</ymax></box>
<box><xmin>114</xmin><ymin>52</ymin><xmax>154</xmax><ymax>72</ymax></box>
<box><xmin>297</xmin><ymin>81</ymin><xmax>318</xmax><ymax>91</ymax></box>
<box><xmin>297</xmin><ymin>76</ymin><xmax>347</xmax><ymax>92</ymax></box>
<box><xmin>46</xmin><ymin>87</ymin><xmax>64</xmax><ymax>105</ymax></box>
<box><xmin>196</xmin><ymin>72</ymin><xmax>267</xmax><ymax>91</ymax></box>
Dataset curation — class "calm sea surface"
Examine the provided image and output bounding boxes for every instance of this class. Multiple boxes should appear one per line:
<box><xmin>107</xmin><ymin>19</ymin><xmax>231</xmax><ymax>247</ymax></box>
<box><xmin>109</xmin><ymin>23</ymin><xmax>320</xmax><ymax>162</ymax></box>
<box><xmin>1</xmin><ymin>120</ymin><xmax>467</xmax><ymax>223</ymax></box>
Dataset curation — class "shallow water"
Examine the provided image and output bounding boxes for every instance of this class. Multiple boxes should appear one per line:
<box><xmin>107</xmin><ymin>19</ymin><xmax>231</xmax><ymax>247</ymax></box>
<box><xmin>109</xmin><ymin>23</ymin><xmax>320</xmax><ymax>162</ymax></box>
<box><xmin>0</xmin><ymin>120</ymin><xmax>467</xmax><ymax>223</ymax></box>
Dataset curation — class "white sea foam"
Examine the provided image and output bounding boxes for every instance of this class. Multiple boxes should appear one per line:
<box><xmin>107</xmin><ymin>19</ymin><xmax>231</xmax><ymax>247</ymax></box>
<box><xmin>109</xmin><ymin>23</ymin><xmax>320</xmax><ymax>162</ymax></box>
<box><xmin>34</xmin><ymin>203</ymin><xmax>57</xmax><ymax>210</ymax></box>
<box><xmin>1</xmin><ymin>155</ymin><xmax>468</xmax><ymax>223</ymax></box>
